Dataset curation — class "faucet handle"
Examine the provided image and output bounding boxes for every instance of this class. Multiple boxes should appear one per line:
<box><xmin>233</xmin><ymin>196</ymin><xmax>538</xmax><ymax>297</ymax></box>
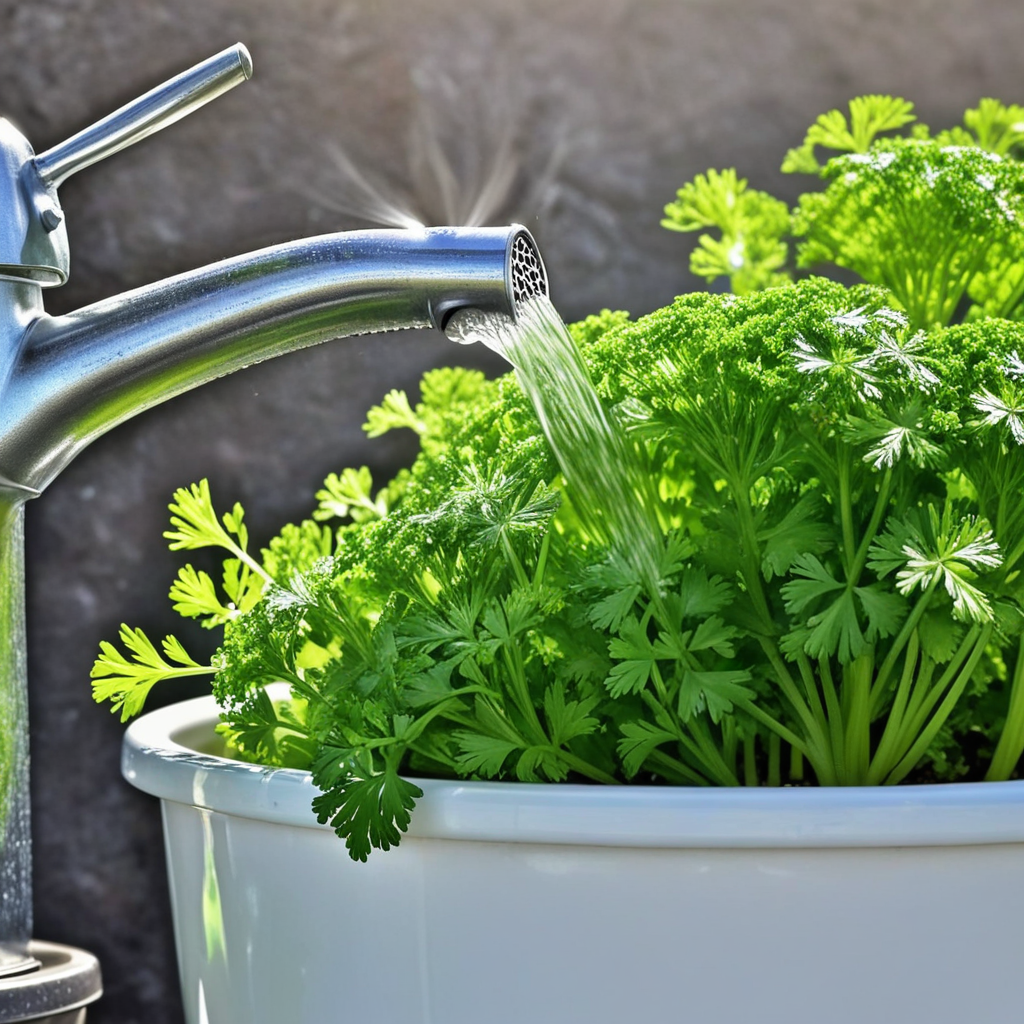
<box><xmin>32</xmin><ymin>44</ymin><xmax>252</xmax><ymax>188</ymax></box>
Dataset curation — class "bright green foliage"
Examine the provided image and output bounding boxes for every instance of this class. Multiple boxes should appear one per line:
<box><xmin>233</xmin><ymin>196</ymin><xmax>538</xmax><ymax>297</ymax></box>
<box><xmin>93</xmin><ymin>273</ymin><xmax>1024</xmax><ymax>857</ymax></box>
<box><xmin>217</xmin><ymin>689</ymin><xmax>318</xmax><ymax>770</ymax></box>
<box><xmin>260</xmin><ymin>520</ymin><xmax>334</xmax><ymax>583</ymax></box>
<box><xmin>311</xmin><ymin>751</ymin><xmax>422</xmax><ymax>862</ymax></box>
<box><xmin>362</xmin><ymin>389</ymin><xmax>425</xmax><ymax>438</ymax></box>
<box><xmin>662</xmin><ymin>169</ymin><xmax>791</xmax><ymax>294</ymax></box>
<box><xmin>567</xmin><ymin>309</ymin><xmax>631</xmax><ymax>349</ymax></box>
<box><xmin>581</xmin><ymin>283</ymin><xmax>1024</xmax><ymax>788</ymax></box>
<box><xmin>314</xmin><ymin>467</ymin><xmax>389</xmax><ymax>523</ymax></box>
<box><xmin>781</xmin><ymin>95</ymin><xmax>917</xmax><ymax>172</ymax></box>
<box><xmin>91</xmin><ymin>626</ymin><xmax>214</xmax><ymax>722</ymax></box>
<box><xmin>668</xmin><ymin>94</ymin><xmax>1024</xmax><ymax>328</ymax></box>
<box><xmin>794</xmin><ymin>140</ymin><xmax>1024</xmax><ymax>328</ymax></box>
<box><xmin>363</xmin><ymin>366</ymin><xmax>489</xmax><ymax>455</ymax></box>
<box><xmin>939</xmin><ymin>98</ymin><xmax>1024</xmax><ymax>157</ymax></box>
<box><xmin>787</xmin><ymin>96</ymin><xmax>1024</xmax><ymax>328</ymax></box>
<box><xmin>92</xmin><ymin>92</ymin><xmax>1024</xmax><ymax>861</ymax></box>
<box><xmin>868</xmin><ymin>506</ymin><xmax>1001</xmax><ymax>623</ymax></box>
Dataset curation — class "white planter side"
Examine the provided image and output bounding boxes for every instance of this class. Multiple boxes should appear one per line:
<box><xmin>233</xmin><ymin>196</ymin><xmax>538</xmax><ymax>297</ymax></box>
<box><xmin>124</xmin><ymin>690</ymin><xmax>1024</xmax><ymax>1024</ymax></box>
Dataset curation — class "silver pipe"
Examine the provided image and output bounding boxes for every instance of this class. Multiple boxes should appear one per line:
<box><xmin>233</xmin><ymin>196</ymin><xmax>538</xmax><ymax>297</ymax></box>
<box><xmin>0</xmin><ymin>499</ymin><xmax>30</xmax><ymax>973</ymax></box>
<box><xmin>32</xmin><ymin>44</ymin><xmax>252</xmax><ymax>188</ymax></box>
<box><xmin>0</xmin><ymin>225</ymin><xmax>546</xmax><ymax>496</ymax></box>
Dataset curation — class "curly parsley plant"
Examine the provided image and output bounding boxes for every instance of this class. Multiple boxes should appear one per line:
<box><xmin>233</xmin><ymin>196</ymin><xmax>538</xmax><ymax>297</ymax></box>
<box><xmin>93</xmin><ymin>95</ymin><xmax>1024</xmax><ymax>861</ymax></box>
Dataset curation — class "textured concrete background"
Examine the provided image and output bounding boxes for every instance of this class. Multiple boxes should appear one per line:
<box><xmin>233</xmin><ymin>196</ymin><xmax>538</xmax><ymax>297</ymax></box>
<box><xmin>1</xmin><ymin>0</ymin><xmax>1022</xmax><ymax>1019</ymax></box>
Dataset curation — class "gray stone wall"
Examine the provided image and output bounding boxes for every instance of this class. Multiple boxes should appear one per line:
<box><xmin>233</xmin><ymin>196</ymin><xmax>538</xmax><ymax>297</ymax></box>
<box><xmin>1</xmin><ymin>0</ymin><xmax>1022</xmax><ymax>1019</ymax></box>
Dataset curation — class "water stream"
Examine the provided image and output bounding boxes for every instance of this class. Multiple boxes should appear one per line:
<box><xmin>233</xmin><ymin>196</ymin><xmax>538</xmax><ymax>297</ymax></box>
<box><xmin>446</xmin><ymin>295</ymin><xmax>663</xmax><ymax>593</ymax></box>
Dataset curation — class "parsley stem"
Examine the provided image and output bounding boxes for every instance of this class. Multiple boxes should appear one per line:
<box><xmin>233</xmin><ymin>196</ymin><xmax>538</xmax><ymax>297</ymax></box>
<box><xmin>403</xmin><ymin>697</ymin><xmax>474</xmax><ymax>744</ymax></box>
<box><xmin>994</xmin><ymin>262</ymin><xmax>1024</xmax><ymax>320</ymax></box>
<box><xmin>842</xmin><ymin>652</ymin><xmax>875</xmax><ymax>783</ymax></box>
<box><xmin>895</xmin><ymin>653</ymin><xmax>936</xmax><ymax>748</ymax></box>
<box><xmin>817</xmin><ymin>656</ymin><xmax>845</xmax><ymax>782</ymax></box>
<box><xmin>721</xmin><ymin>717</ymin><xmax>738</xmax><ymax>778</ymax></box>
<box><xmin>837</xmin><ymin>448</ymin><xmax>857</xmax><ymax>575</ymax></box>
<box><xmin>996</xmin><ymin>478</ymin><xmax>1010</xmax><ymax>551</ymax></box>
<box><xmin>883</xmin><ymin>626</ymin><xmax>978</xmax><ymax>775</ymax></box>
<box><xmin>677</xmin><ymin>734</ymin><xmax>723</xmax><ymax>781</ymax></box>
<box><xmin>641</xmin><ymin>691</ymin><xmax>734</xmax><ymax>785</ymax></box>
<box><xmin>435</xmin><ymin>708</ymin><xmax>478</xmax><ymax>731</ymax></box>
<box><xmin>646</xmin><ymin>749</ymin><xmax>709</xmax><ymax>786</ymax></box>
<box><xmin>868</xmin><ymin>579</ymin><xmax>938</xmax><ymax>716</ymax></box>
<box><xmin>500</xmin><ymin>533</ymin><xmax>530</xmax><ymax>589</ymax></box>
<box><xmin>986</xmin><ymin>635</ymin><xmax>1024</xmax><ymax>780</ymax></box>
<box><xmin>532</xmin><ymin>531</ymin><xmax>551</xmax><ymax>588</ymax></box>
<box><xmin>407</xmin><ymin>741</ymin><xmax>460</xmax><ymax>773</ymax></box>
<box><xmin>500</xmin><ymin>646</ymin><xmax>548</xmax><ymax>747</ymax></box>
<box><xmin>650</xmin><ymin>662</ymin><xmax>671</xmax><ymax>708</ymax></box>
<box><xmin>998</xmin><ymin>515</ymin><xmax>1024</xmax><ymax>576</ymax></box>
<box><xmin>790</xmin><ymin>745</ymin><xmax>804</xmax><ymax>782</ymax></box>
<box><xmin>743</xmin><ymin>733</ymin><xmax>758</xmax><ymax>786</ymax></box>
<box><xmin>849</xmin><ymin>468</ymin><xmax>893</xmax><ymax>585</ymax></box>
<box><xmin>767</xmin><ymin>732</ymin><xmax>782</xmax><ymax>787</ymax></box>
<box><xmin>757</xmin><ymin>637</ymin><xmax>830</xmax><ymax>770</ymax></box>
<box><xmin>223</xmin><ymin>538</ymin><xmax>274</xmax><ymax>587</ymax></box>
<box><xmin>918</xmin><ymin>629</ymin><xmax>981</xmax><ymax>720</ymax></box>
<box><xmin>688</xmin><ymin>719</ymin><xmax>739</xmax><ymax>786</ymax></box>
<box><xmin>885</xmin><ymin>624</ymin><xmax>991</xmax><ymax>785</ymax></box>
<box><xmin>796</xmin><ymin>653</ymin><xmax>829</xmax><ymax>735</ymax></box>
<box><xmin>865</xmin><ymin>630</ymin><xmax>920</xmax><ymax>784</ymax></box>
<box><xmin>731</xmin><ymin>484</ymin><xmax>773</xmax><ymax>630</ymax></box>
<box><xmin>559</xmin><ymin>751</ymin><xmax>620</xmax><ymax>786</ymax></box>
<box><xmin>738</xmin><ymin>700</ymin><xmax>813</xmax><ymax>765</ymax></box>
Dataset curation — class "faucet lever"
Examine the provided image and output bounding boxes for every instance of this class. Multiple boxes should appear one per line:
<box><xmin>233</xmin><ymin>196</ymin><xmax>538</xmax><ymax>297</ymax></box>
<box><xmin>32</xmin><ymin>43</ymin><xmax>252</xmax><ymax>189</ymax></box>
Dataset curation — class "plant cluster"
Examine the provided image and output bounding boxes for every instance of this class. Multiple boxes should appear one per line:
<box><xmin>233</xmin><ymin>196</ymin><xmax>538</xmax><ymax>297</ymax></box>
<box><xmin>94</xmin><ymin>95</ymin><xmax>1024</xmax><ymax>860</ymax></box>
<box><xmin>663</xmin><ymin>95</ymin><xmax>1024</xmax><ymax>328</ymax></box>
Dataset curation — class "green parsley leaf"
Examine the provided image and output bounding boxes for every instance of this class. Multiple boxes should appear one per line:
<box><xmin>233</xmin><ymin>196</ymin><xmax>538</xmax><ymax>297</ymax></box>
<box><xmin>677</xmin><ymin>668</ymin><xmax>754</xmax><ymax>723</ymax></box>
<box><xmin>91</xmin><ymin>626</ymin><xmax>214</xmax><ymax>721</ymax></box>
<box><xmin>363</xmin><ymin>389</ymin><xmax>425</xmax><ymax>438</ymax></box>
<box><xmin>314</xmin><ymin>467</ymin><xmax>389</xmax><ymax>523</ymax></box>
<box><xmin>312</xmin><ymin>753</ymin><xmax>423</xmax><ymax>863</ymax></box>
<box><xmin>617</xmin><ymin>721</ymin><xmax>677</xmax><ymax>778</ymax></box>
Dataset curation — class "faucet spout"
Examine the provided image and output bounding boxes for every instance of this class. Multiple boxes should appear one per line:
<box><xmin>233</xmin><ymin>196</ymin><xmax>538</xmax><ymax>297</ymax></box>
<box><xmin>0</xmin><ymin>225</ymin><xmax>546</xmax><ymax>495</ymax></box>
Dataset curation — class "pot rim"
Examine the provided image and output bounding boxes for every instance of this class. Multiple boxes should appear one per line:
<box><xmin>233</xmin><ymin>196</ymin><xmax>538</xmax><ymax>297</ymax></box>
<box><xmin>122</xmin><ymin>686</ymin><xmax>1024</xmax><ymax>849</ymax></box>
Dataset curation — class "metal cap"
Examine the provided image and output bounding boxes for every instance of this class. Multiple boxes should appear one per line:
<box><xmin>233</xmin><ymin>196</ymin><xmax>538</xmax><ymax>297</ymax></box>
<box><xmin>0</xmin><ymin>119</ymin><xmax>69</xmax><ymax>287</ymax></box>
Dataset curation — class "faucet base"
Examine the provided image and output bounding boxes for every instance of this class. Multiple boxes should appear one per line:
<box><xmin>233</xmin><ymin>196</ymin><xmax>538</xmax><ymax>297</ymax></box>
<box><xmin>0</xmin><ymin>954</ymin><xmax>39</xmax><ymax>981</ymax></box>
<box><xmin>0</xmin><ymin>941</ymin><xmax>101</xmax><ymax>1023</ymax></box>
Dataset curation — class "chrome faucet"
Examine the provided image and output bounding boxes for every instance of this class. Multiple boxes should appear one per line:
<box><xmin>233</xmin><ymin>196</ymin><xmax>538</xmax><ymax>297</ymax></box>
<box><xmin>0</xmin><ymin>42</ymin><xmax>547</xmax><ymax>1007</ymax></box>
<box><xmin>0</xmin><ymin>45</ymin><xmax>546</xmax><ymax>496</ymax></box>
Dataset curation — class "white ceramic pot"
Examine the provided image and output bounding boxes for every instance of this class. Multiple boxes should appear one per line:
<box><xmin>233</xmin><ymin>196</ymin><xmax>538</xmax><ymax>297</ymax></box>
<box><xmin>123</xmin><ymin>687</ymin><xmax>1024</xmax><ymax>1024</ymax></box>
